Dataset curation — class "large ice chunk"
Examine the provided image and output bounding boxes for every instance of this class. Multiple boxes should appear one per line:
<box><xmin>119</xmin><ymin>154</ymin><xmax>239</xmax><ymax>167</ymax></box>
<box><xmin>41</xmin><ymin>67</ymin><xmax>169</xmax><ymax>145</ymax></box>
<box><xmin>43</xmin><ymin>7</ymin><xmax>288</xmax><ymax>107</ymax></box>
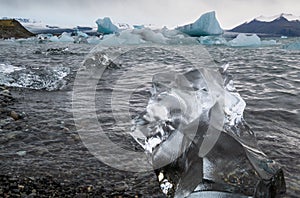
<box><xmin>96</xmin><ymin>17</ymin><xmax>119</xmax><ymax>34</ymax></box>
<box><xmin>227</xmin><ymin>33</ymin><xmax>261</xmax><ymax>47</ymax></box>
<box><xmin>131</xmin><ymin>65</ymin><xmax>286</xmax><ymax>197</ymax></box>
<box><xmin>176</xmin><ymin>11</ymin><xmax>224</xmax><ymax>36</ymax></box>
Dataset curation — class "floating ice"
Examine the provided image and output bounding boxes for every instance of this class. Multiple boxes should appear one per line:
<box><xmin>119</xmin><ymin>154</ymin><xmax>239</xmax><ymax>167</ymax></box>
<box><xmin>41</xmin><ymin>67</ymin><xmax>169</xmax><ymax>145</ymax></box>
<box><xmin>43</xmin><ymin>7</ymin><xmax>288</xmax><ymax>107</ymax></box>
<box><xmin>227</xmin><ymin>33</ymin><xmax>261</xmax><ymax>47</ymax></box>
<box><xmin>75</xmin><ymin>30</ymin><xmax>89</xmax><ymax>38</ymax></box>
<box><xmin>96</xmin><ymin>17</ymin><xmax>119</xmax><ymax>34</ymax></box>
<box><xmin>283</xmin><ymin>42</ymin><xmax>300</xmax><ymax>50</ymax></box>
<box><xmin>97</xmin><ymin>28</ymin><xmax>198</xmax><ymax>46</ymax></box>
<box><xmin>0</xmin><ymin>64</ymin><xmax>70</xmax><ymax>91</ymax></box>
<box><xmin>58</xmin><ymin>32</ymin><xmax>75</xmax><ymax>42</ymax></box>
<box><xmin>131</xmin><ymin>65</ymin><xmax>286</xmax><ymax>197</ymax></box>
<box><xmin>261</xmin><ymin>39</ymin><xmax>277</xmax><ymax>46</ymax></box>
<box><xmin>87</xmin><ymin>36</ymin><xmax>102</xmax><ymax>44</ymax></box>
<box><xmin>198</xmin><ymin>36</ymin><xmax>227</xmax><ymax>45</ymax></box>
<box><xmin>176</xmin><ymin>11</ymin><xmax>224</xmax><ymax>36</ymax></box>
<box><xmin>0</xmin><ymin>63</ymin><xmax>24</xmax><ymax>74</ymax></box>
<box><xmin>49</xmin><ymin>35</ymin><xmax>60</xmax><ymax>42</ymax></box>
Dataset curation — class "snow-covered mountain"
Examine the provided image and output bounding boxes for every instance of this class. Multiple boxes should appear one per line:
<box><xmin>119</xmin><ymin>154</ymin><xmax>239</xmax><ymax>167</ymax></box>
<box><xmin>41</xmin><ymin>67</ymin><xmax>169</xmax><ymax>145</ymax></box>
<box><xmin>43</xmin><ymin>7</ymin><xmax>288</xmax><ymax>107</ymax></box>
<box><xmin>255</xmin><ymin>13</ymin><xmax>300</xmax><ymax>22</ymax></box>
<box><xmin>230</xmin><ymin>13</ymin><xmax>300</xmax><ymax>37</ymax></box>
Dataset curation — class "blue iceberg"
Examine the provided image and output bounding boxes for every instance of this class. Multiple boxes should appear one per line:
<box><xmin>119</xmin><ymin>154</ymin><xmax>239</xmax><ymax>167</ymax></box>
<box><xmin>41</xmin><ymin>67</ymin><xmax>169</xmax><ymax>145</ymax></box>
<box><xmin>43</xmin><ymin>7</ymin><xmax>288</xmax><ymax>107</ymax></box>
<box><xmin>176</xmin><ymin>11</ymin><xmax>223</xmax><ymax>36</ymax></box>
<box><xmin>96</xmin><ymin>17</ymin><xmax>119</xmax><ymax>34</ymax></box>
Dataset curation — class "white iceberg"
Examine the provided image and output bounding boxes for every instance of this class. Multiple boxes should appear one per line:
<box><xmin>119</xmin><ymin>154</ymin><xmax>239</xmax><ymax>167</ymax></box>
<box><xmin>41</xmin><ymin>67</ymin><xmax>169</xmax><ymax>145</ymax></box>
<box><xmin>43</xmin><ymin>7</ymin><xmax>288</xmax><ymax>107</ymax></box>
<box><xmin>227</xmin><ymin>33</ymin><xmax>261</xmax><ymax>47</ymax></box>
<box><xmin>47</xmin><ymin>32</ymin><xmax>74</xmax><ymax>42</ymax></box>
<box><xmin>58</xmin><ymin>32</ymin><xmax>74</xmax><ymax>42</ymax></box>
<box><xmin>176</xmin><ymin>11</ymin><xmax>223</xmax><ymax>36</ymax></box>
<box><xmin>49</xmin><ymin>35</ymin><xmax>60</xmax><ymax>42</ymax></box>
<box><xmin>96</xmin><ymin>17</ymin><xmax>119</xmax><ymax>34</ymax></box>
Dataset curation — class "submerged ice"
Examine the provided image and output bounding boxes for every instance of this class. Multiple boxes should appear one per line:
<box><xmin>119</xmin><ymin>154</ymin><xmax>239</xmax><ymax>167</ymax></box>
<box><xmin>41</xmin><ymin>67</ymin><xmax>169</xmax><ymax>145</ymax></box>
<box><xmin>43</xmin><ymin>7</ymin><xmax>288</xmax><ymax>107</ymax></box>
<box><xmin>131</xmin><ymin>65</ymin><xmax>286</xmax><ymax>197</ymax></box>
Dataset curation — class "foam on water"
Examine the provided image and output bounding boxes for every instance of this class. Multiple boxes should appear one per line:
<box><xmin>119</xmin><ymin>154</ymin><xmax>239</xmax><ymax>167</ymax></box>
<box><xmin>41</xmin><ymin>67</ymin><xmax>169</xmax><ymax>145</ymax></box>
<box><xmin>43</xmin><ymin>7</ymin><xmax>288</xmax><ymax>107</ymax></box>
<box><xmin>0</xmin><ymin>63</ymin><xmax>70</xmax><ymax>91</ymax></box>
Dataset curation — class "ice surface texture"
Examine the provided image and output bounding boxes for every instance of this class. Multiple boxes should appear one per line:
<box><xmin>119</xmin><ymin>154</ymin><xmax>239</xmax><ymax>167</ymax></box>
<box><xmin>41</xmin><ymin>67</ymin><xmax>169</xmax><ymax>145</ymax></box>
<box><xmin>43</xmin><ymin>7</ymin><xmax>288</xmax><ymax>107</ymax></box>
<box><xmin>176</xmin><ymin>11</ymin><xmax>223</xmax><ymax>36</ymax></box>
<box><xmin>228</xmin><ymin>33</ymin><xmax>261</xmax><ymax>47</ymax></box>
<box><xmin>131</xmin><ymin>65</ymin><xmax>285</xmax><ymax>197</ymax></box>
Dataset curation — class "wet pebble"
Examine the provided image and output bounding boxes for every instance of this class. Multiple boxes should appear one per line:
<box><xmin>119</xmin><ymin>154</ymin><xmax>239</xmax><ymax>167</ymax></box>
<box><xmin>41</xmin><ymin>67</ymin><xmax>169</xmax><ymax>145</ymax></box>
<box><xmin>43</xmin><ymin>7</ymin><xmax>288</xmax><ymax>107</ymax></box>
<box><xmin>10</xmin><ymin>111</ymin><xmax>19</xmax><ymax>120</ymax></box>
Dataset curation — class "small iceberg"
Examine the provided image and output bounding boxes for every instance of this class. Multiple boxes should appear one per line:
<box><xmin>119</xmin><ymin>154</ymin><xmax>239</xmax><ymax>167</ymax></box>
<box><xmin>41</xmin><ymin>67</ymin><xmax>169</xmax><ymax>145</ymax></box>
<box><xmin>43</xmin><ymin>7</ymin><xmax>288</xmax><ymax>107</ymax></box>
<box><xmin>176</xmin><ymin>11</ymin><xmax>223</xmax><ymax>36</ymax></box>
<box><xmin>227</xmin><ymin>33</ymin><xmax>278</xmax><ymax>47</ymax></box>
<box><xmin>96</xmin><ymin>17</ymin><xmax>119</xmax><ymax>34</ymax></box>
<box><xmin>227</xmin><ymin>33</ymin><xmax>261</xmax><ymax>47</ymax></box>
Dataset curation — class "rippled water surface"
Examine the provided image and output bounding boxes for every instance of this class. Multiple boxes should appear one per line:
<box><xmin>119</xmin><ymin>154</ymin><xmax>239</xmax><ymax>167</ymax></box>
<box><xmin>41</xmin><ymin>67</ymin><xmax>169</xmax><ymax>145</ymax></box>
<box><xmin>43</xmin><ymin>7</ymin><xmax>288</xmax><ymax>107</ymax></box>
<box><xmin>0</xmin><ymin>39</ymin><xmax>299</xmax><ymax>197</ymax></box>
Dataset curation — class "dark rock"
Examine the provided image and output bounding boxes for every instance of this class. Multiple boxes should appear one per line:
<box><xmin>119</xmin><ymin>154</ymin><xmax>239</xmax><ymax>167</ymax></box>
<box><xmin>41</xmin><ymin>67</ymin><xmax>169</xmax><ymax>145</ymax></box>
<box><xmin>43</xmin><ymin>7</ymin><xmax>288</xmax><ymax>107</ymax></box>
<box><xmin>0</xmin><ymin>19</ymin><xmax>35</xmax><ymax>39</ymax></box>
<box><xmin>10</xmin><ymin>111</ymin><xmax>19</xmax><ymax>120</ymax></box>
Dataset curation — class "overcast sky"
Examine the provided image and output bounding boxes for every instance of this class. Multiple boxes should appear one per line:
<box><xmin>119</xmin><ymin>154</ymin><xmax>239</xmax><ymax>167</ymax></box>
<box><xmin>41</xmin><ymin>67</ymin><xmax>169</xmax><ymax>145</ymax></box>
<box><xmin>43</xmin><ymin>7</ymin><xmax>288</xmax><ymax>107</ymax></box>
<box><xmin>0</xmin><ymin>0</ymin><xmax>299</xmax><ymax>29</ymax></box>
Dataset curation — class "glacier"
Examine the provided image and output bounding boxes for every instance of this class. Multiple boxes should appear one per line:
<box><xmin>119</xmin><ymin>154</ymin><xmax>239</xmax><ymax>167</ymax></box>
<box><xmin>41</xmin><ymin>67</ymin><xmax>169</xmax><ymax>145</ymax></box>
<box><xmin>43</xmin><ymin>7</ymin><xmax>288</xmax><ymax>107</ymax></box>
<box><xmin>176</xmin><ymin>11</ymin><xmax>223</xmax><ymax>36</ymax></box>
<box><xmin>96</xmin><ymin>17</ymin><xmax>119</xmax><ymax>34</ymax></box>
<box><xmin>131</xmin><ymin>65</ymin><xmax>286</xmax><ymax>197</ymax></box>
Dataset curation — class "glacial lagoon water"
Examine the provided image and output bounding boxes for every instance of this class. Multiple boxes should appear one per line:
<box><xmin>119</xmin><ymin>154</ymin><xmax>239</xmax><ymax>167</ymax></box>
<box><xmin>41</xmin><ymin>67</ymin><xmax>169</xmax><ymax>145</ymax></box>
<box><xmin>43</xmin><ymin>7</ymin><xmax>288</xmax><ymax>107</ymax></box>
<box><xmin>0</xmin><ymin>38</ymin><xmax>299</xmax><ymax>197</ymax></box>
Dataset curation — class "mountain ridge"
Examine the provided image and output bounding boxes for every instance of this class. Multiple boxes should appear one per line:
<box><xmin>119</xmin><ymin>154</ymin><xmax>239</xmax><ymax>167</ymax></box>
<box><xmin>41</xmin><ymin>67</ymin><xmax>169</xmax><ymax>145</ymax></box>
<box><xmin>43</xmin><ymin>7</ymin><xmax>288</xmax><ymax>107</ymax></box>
<box><xmin>230</xmin><ymin>14</ymin><xmax>300</xmax><ymax>37</ymax></box>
